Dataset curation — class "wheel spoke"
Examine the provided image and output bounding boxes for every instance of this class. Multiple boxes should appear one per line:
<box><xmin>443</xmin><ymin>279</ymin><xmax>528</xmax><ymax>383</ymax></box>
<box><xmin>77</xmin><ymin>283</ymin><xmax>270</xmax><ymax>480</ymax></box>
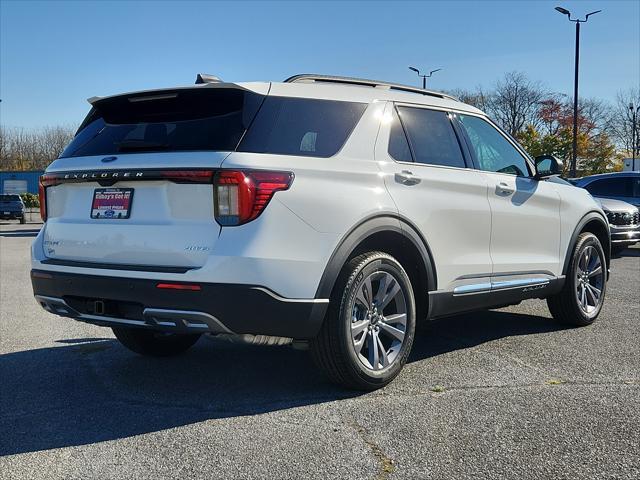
<box><xmin>586</xmin><ymin>283</ymin><xmax>601</xmax><ymax>300</ymax></box>
<box><xmin>378</xmin><ymin>322</ymin><xmax>405</xmax><ymax>342</ymax></box>
<box><xmin>377</xmin><ymin>278</ymin><xmax>401</xmax><ymax>310</ymax></box>
<box><xmin>585</xmin><ymin>284</ymin><xmax>597</xmax><ymax>306</ymax></box>
<box><xmin>367</xmin><ymin>331</ymin><xmax>379</xmax><ymax>370</ymax></box>
<box><xmin>351</xmin><ymin>319</ymin><xmax>369</xmax><ymax>337</ymax></box>
<box><xmin>376</xmin><ymin>332</ymin><xmax>389</xmax><ymax>367</ymax></box>
<box><xmin>584</xmin><ymin>249</ymin><xmax>591</xmax><ymax>271</ymax></box>
<box><xmin>588</xmin><ymin>265</ymin><xmax>602</xmax><ymax>278</ymax></box>
<box><xmin>353</xmin><ymin>330</ymin><xmax>367</xmax><ymax>353</ymax></box>
<box><xmin>580</xmin><ymin>285</ymin><xmax>587</xmax><ymax>309</ymax></box>
<box><xmin>382</xmin><ymin>313</ymin><xmax>407</xmax><ymax>327</ymax></box>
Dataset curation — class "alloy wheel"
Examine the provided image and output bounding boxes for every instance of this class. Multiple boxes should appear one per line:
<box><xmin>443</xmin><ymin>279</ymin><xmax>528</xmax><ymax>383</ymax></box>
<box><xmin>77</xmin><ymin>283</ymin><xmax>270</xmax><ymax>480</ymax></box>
<box><xmin>350</xmin><ymin>270</ymin><xmax>407</xmax><ymax>370</ymax></box>
<box><xmin>575</xmin><ymin>245</ymin><xmax>604</xmax><ymax>315</ymax></box>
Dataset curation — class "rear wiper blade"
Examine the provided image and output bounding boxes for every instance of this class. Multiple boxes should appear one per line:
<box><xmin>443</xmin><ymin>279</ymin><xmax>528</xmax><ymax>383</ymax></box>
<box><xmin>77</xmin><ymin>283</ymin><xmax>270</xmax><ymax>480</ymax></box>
<box><xmin>117</xmin><ymin>140</ymin><xmax>170</xmax><ymax>152</ymax></box>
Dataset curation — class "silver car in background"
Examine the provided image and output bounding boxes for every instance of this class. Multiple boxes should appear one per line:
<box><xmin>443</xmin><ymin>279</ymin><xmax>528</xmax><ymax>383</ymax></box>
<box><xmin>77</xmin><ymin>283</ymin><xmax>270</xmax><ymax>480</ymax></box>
<box><xmin>571</xmin><ymin>173</ymin><xmax>640</xmax><ymax>252</ymax></box>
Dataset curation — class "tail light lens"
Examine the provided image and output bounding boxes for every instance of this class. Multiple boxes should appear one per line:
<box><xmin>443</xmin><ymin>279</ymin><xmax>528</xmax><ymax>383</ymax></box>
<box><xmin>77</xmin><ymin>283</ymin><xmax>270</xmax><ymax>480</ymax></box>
<box><xmin>214</xmin><ymin>170</ymin><xmax>293</xmax><ymax>226</ymax></box>
<box><xmin>38</xmin><ymin>174</ymin><xmax>58</xmax><ymax>222</ymax></box>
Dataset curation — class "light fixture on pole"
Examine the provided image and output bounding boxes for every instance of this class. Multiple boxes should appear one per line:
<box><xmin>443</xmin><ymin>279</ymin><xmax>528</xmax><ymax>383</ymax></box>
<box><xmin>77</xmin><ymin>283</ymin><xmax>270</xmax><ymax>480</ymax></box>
<box><xmin>408</xmin><ymin>66</ymin><xmax>442</xmax><ymax>89</ymax></box>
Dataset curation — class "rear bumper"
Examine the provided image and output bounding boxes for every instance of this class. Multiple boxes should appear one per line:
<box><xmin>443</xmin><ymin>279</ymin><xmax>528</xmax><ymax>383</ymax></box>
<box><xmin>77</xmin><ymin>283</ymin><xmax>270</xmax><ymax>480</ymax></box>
<box><xmin>0</xmin><ymin>211</ymin><xmax>24</xmax><ymax>219</ymax></box>
<box><xmin>31</xmin><ymin>270</ymin><xmax>328</xmax><ymax>339</ymax></box>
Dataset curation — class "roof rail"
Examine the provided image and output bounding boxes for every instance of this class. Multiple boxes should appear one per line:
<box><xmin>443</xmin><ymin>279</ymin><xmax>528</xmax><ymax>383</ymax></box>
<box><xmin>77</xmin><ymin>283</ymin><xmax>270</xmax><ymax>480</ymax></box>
<box><xmin>284</xmin><ymin>74</ymin><xmax>458</xmax><ymax>101</ymax></box>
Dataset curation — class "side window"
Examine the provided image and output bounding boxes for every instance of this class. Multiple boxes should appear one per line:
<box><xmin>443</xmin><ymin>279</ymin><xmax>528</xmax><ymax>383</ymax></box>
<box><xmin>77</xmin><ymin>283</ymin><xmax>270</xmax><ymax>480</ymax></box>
<box><xmin>396</xmin><ymin>106</ymin><xmax>466</xmax><ymax>168</ymax></box>
<box><xmin>388</xmin><ymin>108</ymin><xmax>412</xmax><ymax>162</ymax></box>
<box><xmin>238</xmin><ymin>97</ymin><xmax>367</xmax><ymax>158</ymax></box>
<box><xmin>458</xmin><ymin>115</ymin><xmax>530</xmax><ymax>176</ymax></box>
<box><xmin>585</xmin><ymin>178</ymin><xmax>632</xmax><ymax>197</ymax></box>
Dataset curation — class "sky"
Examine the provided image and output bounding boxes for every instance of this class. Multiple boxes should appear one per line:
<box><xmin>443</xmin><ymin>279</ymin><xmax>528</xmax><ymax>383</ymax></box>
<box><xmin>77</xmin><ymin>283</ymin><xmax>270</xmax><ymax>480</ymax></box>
<box><xmin>1</xmin><ymin>0</ymin><xmax>638</xmax><ymax>129</ymax></box>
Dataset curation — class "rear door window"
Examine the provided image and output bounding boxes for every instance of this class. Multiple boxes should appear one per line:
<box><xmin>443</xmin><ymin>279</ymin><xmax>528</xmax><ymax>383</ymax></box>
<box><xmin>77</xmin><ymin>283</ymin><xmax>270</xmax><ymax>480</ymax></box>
<box><xmin>394</xmin><ymin>106</ymin><xmax>466</xmax><ymax>168</ymax></box>
<box><xmin>238</xmin><ymin>97</ymin><xmax>367</xmax><ymax>157</ymax></box>
<box><xmin>60</xmin><ymin>88</ymin><xmax>264</xmax><ymax>158</ymax></box>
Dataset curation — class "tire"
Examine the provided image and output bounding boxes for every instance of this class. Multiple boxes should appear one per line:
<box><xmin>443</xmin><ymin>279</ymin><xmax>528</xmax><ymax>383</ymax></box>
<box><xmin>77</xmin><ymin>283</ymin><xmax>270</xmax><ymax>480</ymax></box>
<box><xmin>310</xmin><ymin>251</ymin><xmax>416</xmax><ymax>390</ymax></box>
<box><xmin>547</xmin><ymin>232</ymin><xmax>607</xmax><ymax>326</ymax></box>
<box><xmin>19</xmin><ymin>216</ymin><xmax>26</xmax><ymax>224</ymax></box>
<box><xmin>112</xmin><ymin>327</ymin><xmax>201</xmax><ymax>357</ymax></box>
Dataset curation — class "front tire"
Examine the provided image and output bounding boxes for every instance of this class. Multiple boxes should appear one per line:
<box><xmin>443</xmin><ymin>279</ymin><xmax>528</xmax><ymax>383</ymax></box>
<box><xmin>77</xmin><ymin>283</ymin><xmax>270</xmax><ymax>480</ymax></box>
<box><xmin>112</xmin><ymin>327</ymin><xmax>201</xmax><ymax>357</ymax></box>
<box><xmin>310</xmin><ymin>252</ymin><xmax>416</xmax><ymax>390</ymax></box>
<box><xmin>547</xmin><ymin>232</ymin><xmax>607</xmax><ymax>326</ymax></box>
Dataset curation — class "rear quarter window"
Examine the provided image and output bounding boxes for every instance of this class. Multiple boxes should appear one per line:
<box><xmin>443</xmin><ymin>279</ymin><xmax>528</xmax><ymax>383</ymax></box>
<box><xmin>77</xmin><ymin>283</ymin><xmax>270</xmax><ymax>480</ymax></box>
<box><xmin>238</xmin><ymin>97</ymin><xmax>367</xmax><ymax>158</ymax></box>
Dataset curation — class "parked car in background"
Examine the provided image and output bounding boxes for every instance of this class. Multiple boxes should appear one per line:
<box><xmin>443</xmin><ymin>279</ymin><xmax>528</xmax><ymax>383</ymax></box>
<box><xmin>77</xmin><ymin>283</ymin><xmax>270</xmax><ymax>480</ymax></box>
<box><xmin>593</xmin><ymin>198</ymin><xmax>639</xmax><ymax>253</ymax></box>
<box><xmin>0</xmin><ymin>194</ymin><xmax>26</xmax><ymax>224</ymax></box>
<box><xmin>572</xmin><ymin>172</ymin><xmax>640</xmax><ymax>209</ymax></box>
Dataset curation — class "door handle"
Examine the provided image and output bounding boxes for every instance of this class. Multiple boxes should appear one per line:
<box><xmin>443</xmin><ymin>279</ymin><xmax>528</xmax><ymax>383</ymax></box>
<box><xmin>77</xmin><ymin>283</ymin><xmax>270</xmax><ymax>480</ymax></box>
<box><xmin>496</xmin><ymin>182</ymin><xmax>514</xmax><ymax>195</ymax></box>
<box><xmin>395</xmin><ymin>170</ymin><xmax>421</xmax><ymax>185</ymax></box>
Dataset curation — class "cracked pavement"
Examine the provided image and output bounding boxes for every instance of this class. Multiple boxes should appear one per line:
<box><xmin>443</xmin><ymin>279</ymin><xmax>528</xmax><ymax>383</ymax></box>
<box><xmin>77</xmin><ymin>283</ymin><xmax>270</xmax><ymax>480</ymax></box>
<box><xmin>1</xmin><ymin>222</ymin><xmax>639</xmax><ymax>479</ymax></box>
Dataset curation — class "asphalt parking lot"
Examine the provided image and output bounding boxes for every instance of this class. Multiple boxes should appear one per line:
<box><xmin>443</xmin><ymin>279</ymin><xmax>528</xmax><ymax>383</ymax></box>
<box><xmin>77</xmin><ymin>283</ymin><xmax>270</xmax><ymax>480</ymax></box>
<box><xmin>1</xmin><ymin>221</ymin><xmax>639</xmax><ymax>480</ymax></box>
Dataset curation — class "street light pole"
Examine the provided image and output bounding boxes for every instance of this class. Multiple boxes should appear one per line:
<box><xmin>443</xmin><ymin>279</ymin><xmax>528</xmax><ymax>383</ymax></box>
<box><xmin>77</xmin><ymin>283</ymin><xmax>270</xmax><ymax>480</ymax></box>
<box><xmin>555</xmin><ymin>6</ymin><xmax>601</xmax><ymax>178</ymax></box>
<box><xmin>631</xmin><ymin>103</ymin><xmax>639</xmax><ymax>161</ymax></box>
<box><xmin>572</xmin><ymin>20</ymin><xmax>580</xmax><ymax>178</ymax></box>
<box><xmin>408</xmin><ymin>67</ymin><xmax>442</xmax><ymax>89</ymax></box>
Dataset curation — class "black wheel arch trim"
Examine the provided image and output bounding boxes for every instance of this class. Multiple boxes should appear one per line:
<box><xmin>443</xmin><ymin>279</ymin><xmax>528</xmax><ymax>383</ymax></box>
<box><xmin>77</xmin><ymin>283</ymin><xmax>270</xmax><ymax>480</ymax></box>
<box><xmin>562</xmin><ymin>210</ymin><xmax>611</xmax><ymax>278</ymax></box>
<box><xmin>314</xmin><ymin>213</ymin><xmax>437</xmax><ymax>301</ymax></box>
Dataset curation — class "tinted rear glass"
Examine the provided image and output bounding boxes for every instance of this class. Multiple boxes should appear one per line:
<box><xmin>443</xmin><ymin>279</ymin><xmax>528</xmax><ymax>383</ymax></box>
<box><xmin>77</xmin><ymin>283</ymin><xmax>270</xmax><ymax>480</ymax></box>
<box><xmin>60</xmin><ymin>88</ymin><xmax>263</xmax><ymax>158</ymax></box>
<box><xmin>0</xmin><ymin>195</ymin><xmax>22</xmax><ymax>201</ymax></box>
<box><xmin>397</xmin><ymin>106</ymin><xmax>465</xmax><ymax>168</ymax></box>
<box><xmin>238</xmin><ymin>97</ymin><xmax>367</xmax><ymax>157</ymax></box>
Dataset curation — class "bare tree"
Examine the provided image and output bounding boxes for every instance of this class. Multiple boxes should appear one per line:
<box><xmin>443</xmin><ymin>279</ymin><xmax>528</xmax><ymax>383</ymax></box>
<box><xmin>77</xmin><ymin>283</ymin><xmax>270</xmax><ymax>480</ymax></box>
<box><xmin>485</xmin><ymin>72</ymin><xmax>547</xmax><ymax>137</ymax></box>
<box><xmin>0</xmin><ymin>125</ymin><xmax>75</xmax><ymax>171</ymax></box>
<box><xmin>606</xmin><ymin>88</ymin><xmax>640</xmax><ymax>155</ymax></box>
<box><xmin>447</xmin><ymin>87</ymin><xmax>491</xmax><ymax>111</ymax></box>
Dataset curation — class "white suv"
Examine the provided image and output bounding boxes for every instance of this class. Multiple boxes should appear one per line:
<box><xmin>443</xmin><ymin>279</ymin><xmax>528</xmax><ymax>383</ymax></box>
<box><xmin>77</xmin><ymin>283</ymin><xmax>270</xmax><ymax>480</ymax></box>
<box><xmin>31</xmin><ymin>74</ymin><xmax>610</xmax><ymax>390</ymax></box>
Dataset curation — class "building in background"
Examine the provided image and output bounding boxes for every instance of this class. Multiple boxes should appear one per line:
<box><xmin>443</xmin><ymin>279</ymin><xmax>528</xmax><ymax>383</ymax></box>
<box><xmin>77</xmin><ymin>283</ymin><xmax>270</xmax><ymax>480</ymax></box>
<box><xmin>0</xmin><ymin>171</ymin><xmax>43</xmax><ymax>194</ymax></box>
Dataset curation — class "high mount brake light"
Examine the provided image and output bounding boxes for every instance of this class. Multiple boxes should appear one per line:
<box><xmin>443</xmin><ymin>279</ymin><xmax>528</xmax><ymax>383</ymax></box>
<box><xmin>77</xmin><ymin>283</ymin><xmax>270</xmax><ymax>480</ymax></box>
<box><xmin>214</xmin><ymin>170</ymin><xmax>293</xmax><ymax>226</ymax></box>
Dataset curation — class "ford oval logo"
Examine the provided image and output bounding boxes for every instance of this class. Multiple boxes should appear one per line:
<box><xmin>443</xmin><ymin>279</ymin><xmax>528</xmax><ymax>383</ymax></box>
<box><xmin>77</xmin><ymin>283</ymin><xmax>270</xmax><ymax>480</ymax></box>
<box><xmin>101</xmin><ymin>156</ymin><xmax>118</xmax><ymax>163</ymax></box>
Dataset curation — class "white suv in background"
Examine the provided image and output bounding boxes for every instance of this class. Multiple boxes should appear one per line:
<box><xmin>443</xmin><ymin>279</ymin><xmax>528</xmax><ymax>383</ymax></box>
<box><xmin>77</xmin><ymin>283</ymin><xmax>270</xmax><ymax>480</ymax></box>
<box><xmin>32</xmin><ymin>74</ymin><xmax>610</xmax><ymax>390</ymax></box>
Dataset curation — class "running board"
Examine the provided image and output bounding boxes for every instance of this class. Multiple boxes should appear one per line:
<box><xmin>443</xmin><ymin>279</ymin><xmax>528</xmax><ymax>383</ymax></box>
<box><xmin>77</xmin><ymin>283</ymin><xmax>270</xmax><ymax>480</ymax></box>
<box><xmin>428</xmin><ymin>276</ymin><xmax>565</xmax><ymax>319</ymax></box>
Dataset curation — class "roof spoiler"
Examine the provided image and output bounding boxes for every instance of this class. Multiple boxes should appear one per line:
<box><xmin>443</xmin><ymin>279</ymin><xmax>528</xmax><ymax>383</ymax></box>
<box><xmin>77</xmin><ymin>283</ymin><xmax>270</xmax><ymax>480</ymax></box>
<box><xmin>195</xmin><ymin>73</ymin><xmax>223</xmax><ymax>84</ymax></box>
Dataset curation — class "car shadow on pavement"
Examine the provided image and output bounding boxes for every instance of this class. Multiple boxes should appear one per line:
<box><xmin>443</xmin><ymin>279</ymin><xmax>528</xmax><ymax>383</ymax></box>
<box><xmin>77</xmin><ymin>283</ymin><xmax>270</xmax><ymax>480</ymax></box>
<box><xmin>0</xmin><ymin>310</ymin><xmax>565</xmax><ymax>456</ymax></box>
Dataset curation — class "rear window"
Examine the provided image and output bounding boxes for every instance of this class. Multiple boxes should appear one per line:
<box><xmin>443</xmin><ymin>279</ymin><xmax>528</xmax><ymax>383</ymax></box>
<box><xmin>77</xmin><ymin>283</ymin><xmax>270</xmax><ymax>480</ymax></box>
<box><xmin>60</xmin><ymin>88</ymin><xmax>264</xmax><ymax>158</ymax></box>
<box><xmin>0</xmin><ymin>195</ymin><xmax>22</xmax><ymax>201</ymax></box>
<box><xmin>238</xmin><ymin>97</ymin><xmax>367</xmax><ymax>157</ymax></box>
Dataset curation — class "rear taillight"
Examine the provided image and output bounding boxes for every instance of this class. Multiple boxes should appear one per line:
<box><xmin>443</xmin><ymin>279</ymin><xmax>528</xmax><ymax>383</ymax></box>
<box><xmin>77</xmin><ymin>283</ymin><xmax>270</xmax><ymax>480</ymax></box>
<box><xmin>38</xmin><ymin>175</ymin><xmax>57</xmax><ymax>222</ymax></box>
<box><xmin>214</xmin><ymin>170</ymin><xmax>293</xmax><ymax>226</ymax></box>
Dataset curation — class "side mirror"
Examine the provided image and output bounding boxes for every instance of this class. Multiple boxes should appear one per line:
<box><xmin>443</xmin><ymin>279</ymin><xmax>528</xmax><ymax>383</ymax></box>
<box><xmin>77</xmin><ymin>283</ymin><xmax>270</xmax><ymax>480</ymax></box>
<box><xmin>534</xmin><ymin>154</ymin><xmax>563</xmax><ymax>179</ymax></box>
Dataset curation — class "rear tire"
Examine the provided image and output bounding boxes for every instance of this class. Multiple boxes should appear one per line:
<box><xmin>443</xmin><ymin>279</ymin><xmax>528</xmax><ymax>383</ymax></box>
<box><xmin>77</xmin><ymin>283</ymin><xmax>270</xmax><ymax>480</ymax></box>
<box><xmin>310</xmin><ymin>251</ymin><xmax>416</xmax><ymax>391</ymax></box>
<box><xmin>19</xmin><ymin>216</ymin><xmax>26</xmax><ymax>224</ymax></box>
<box><xmin>112</xmin><ymin>327</ymin><xmax>201</xmax><ymax>357</ymax></box>
<box><xmin>547</xmin><ymin>232</ymin><xmax>607</xmax><ymax>326</ymax></box>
